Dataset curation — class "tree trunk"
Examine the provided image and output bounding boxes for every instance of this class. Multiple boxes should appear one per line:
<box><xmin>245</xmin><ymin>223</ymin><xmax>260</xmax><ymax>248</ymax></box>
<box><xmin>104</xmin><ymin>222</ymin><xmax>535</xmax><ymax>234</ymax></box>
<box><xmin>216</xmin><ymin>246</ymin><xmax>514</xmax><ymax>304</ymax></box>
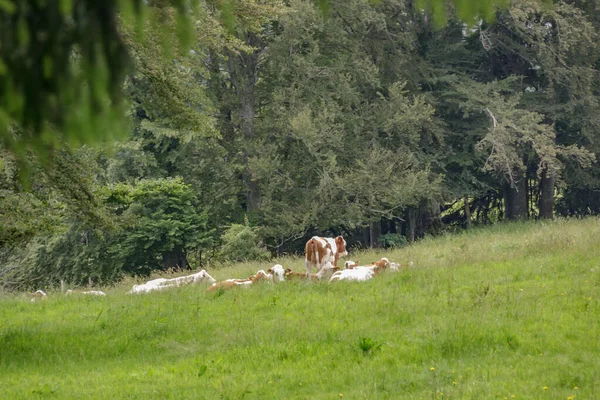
<box><xmin>408</xmin><ymin>208</ymin><xmax>418</xmax><ymax>243</ymax></box>
<box><xmin>228</xmin><ymin>32</ymin><xmax>262</xmax><ymax>212</ymax></box>
<box><xmin>162</xmin><ymin>248</ymin><xmax>190</xmax><ymax>271</ymax></box>
<box><xmin>504</xmin><ymin>178</ymin><xmax>527</xmax><ymax>220</ymax></box>
<box><xmin>422</xmin><ymin>201</ymin><xmax>442</xmax><ymax>234</ymax></box>
<box><xmin>539</xmin><ymin>167</ymin><xmax>556</xmax><ymax>219</ymax></box>
<box><xmin>389</xmin><ymin>218</ymin><xmax>398</xmax><ymax>234</ymax></box>
<box><xmin>464</xmin><ymin>195</ymin><xmax>472</xmax><ymax>229</ymax></box>
<box><xmin>362</xmin><ymin>227</ymin><xmax>370</xmax><ymax>249</ymax></box>
<box><xmin>369</xmin><ymin>220</ymin><xmax>381</xmax><ymax>248</ymax></box>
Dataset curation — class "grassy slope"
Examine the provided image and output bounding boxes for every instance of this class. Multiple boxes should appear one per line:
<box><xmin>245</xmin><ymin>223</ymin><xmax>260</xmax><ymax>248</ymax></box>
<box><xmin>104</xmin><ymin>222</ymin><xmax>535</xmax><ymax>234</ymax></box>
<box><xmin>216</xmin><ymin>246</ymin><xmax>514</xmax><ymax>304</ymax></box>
<box><xmin>1</xmin><ymin>218</ymin><xmax>599</xmax><ymax>399</ymax></box>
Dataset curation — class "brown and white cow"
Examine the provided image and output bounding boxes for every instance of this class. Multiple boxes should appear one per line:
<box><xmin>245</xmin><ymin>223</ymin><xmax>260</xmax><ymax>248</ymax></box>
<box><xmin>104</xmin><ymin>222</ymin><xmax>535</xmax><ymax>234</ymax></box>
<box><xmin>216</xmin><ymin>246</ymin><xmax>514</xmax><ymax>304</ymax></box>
<box><xmin>206</xmin><ymin>269</ymin><xmax>272</xmax><ymax>292</ymax></box>
<box><xmin>304</xmin><ymin>236</ymin><xmax>348</xmax><ymax>277</ymax></box>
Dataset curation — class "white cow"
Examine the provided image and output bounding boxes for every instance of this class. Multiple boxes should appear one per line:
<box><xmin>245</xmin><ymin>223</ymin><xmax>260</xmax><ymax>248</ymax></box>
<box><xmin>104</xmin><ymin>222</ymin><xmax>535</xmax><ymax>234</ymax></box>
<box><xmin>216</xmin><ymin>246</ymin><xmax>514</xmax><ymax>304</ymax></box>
<box><xmin>29</xmin><ymin>290</ymin><xmax>47</xmax><ymax>302</ymax></box>
<box><xmin>267</xmin><ymin>264</ymin><xmax>286</xmax><ymax>282</ymax></box>
<box><xmin>329</xmin><ymin>267</ymin><xmax>374</xmax><ymax>282</ymax></box>
<box><xmin>66</xmin><ymin>290</ymin><xmax>106</xmax><ymax>296</ymax></box>
<box><xmin>128</xmin><ymin>269</ymin><xmax>216</xmax><ymax>294</ymax></box>
<box><xmin>314</xmin><ymin>262</ymin><xmax>336</xmax><ymax>280</ymax></box>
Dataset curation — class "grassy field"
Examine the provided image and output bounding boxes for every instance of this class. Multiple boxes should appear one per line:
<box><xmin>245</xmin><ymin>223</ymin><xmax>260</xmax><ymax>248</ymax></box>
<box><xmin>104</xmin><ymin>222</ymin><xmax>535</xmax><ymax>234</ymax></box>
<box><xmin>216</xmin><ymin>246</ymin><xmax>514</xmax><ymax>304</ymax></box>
<box><xmin>1</xmin><ymin>218</ymin><xmax>599</xmax><ymax>399</ymax></box>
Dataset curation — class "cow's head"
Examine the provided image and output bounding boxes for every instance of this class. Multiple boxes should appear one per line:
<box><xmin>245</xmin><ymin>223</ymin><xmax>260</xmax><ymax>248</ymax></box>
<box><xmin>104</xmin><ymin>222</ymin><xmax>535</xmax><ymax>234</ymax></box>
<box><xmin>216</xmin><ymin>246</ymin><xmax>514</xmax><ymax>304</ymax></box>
<box><xmin>268</xmin><ymin>264</ymin><xmax>286</xmax><ymax>281</ymax></box>
<box><xmin>371</xmin><ymin>257</ymin><xmax>390</xmax><ymax>273</ymax></box>
<box><xmin>335</xmin><ymin>236</ymin><xmax>348</xmax><ymax>256</ymax></box>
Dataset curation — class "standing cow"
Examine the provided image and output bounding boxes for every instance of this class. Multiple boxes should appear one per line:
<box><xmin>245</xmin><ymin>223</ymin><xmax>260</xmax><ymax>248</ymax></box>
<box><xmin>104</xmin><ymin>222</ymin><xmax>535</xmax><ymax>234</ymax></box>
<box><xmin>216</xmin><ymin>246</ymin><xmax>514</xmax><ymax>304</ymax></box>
<box><xmin>305</xmin><ymin>236</ymin><xmax>348</xmax><ymax>278</ymax></box>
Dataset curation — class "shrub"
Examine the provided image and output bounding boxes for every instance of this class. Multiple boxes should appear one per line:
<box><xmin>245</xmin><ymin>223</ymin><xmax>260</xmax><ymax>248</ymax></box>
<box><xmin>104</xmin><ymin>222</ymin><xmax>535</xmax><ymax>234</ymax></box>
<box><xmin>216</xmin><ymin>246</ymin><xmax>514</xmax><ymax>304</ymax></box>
<box><xmin>379</xmin><ymin>233</ymin><xmax>408</xmax><ymax>248</ymax></box>
<box><xmin>219</xmin><ymin>220</ymin><xmax>270</xmax><ymax>262</ymax></box>
<box><xmin>102</xmin><ymin>178</ymin><xmax>215</xmax><ymax>275</ymax></box>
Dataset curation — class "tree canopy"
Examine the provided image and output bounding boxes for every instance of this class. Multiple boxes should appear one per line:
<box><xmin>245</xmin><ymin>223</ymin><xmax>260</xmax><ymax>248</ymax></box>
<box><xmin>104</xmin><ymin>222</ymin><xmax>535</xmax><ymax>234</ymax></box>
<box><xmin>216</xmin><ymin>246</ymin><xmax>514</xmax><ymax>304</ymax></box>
<box><xmin>2</xmin><ymin>0</ymin><xmax>600</xmax><ymax>289</ymax></box>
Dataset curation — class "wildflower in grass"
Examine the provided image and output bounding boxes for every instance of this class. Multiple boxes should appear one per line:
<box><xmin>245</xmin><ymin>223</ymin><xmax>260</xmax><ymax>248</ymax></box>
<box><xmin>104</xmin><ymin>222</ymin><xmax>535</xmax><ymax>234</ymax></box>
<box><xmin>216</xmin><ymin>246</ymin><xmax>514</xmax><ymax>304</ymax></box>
<box><xmin>339</xmin><ymin>394</ymin><xmax>343</xmax><ymax>398</ymax></box>
<box><xmin>543</xmin><ymin>386</ymin><xmax>548</xmax><ymax>390</ymax></box>
<box><xmin>568</xmin><ymin>396</ymin><xmax>574</xmax><ymax>400</ymax></box>
<box><xmin>453</xmin><ymin>382</ymin><xmax>457</xmax><ymax>385</ymax></box>
<box><xmin>430</xmin><ymin>367</ymin><xmax>435</xmax><ymax>371</ymax></box>
<box><xmin>574</xmin><ymin>387</ymin><xmax>578</xmax><ymax>390</ymax></box>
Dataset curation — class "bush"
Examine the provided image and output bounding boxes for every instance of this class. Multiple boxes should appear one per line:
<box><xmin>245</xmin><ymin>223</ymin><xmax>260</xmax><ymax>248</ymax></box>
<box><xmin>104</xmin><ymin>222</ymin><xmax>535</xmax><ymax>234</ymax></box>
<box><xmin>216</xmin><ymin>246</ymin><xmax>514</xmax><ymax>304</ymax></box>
<box><xmin>102</xmin><ymin>178</ymin><xmax>215</xmax><ymax>275</ymax></box>
<box><xmin>219</xmin><ymin>220</ymin><xmax>270</xmax><ymax>262</ymax></box>
<box><xmin>0</xmin><ymin>178</ymin><xmax>217</xmax><ymax>289</ymax></box>
<box><xmin>379</xmin><ymin>233</ymin><xmax>408</xmax><ymax>248</ymax></box>
<box><xmin>0</xmin><ymin>230</ymin><xmax>123</xmax><ymax>291</ymax></box>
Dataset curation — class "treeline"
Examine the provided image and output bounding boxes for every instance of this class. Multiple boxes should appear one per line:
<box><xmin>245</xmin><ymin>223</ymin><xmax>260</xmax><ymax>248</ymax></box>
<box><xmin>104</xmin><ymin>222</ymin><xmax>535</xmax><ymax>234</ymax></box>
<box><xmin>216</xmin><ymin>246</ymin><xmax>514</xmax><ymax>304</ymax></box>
<box><xmin>1</xmin><ymin>0</ymin><xmax>600</xmax><ymax>289</ymax></box>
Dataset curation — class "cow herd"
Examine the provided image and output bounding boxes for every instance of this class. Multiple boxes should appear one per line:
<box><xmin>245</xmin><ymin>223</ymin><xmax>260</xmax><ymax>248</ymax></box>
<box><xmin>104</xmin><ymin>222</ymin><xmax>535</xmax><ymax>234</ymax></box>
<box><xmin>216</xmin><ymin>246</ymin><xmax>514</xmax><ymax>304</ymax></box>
<box><xmin>28</xmin><ymin>235</ymin><xmax>404</xmax><ymax>300</ymax></box>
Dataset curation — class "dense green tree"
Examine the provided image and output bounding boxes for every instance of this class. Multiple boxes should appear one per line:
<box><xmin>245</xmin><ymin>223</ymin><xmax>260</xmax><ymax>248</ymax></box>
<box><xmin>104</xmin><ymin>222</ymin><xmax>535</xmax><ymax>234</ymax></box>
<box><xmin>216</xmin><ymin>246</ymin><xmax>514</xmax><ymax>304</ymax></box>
<box><xmin>3</xmin><ymin>0</ymin><xmax>600</xmax><ymax>287</ymax></box>
<box><xmin>0</xmin><ymin>0</ymin><xmax>197</xmax><ymax>168</ymax></box>
<box><xmin>101</xmin><ymin>178</ymin><xmax>213</xmax><ymax>274</ymax></box>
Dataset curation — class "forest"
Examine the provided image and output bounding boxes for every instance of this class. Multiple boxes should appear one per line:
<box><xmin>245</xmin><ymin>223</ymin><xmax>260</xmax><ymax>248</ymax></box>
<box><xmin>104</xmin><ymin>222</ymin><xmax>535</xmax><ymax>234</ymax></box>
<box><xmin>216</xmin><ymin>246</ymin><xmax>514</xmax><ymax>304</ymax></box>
<box><xmin>1</xmin><ymin>0</ymin><xmax>599</xmax><ymax>289</ymax></box>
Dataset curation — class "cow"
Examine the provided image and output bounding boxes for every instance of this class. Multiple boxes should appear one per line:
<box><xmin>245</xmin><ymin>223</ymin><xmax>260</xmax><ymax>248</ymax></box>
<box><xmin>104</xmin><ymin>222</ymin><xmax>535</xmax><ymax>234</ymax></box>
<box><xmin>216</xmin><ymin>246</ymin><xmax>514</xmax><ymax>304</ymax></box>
<box><xmin>29</xmin><ymin>290</ymin><xmax>47</xmax><ymax>302</ymax></box>
<box><xmin>305</xmin><ymin>235</ymin><xmax>348</xmax><ymax>278</ymax></box>
<box><xmin>207</xmin><ymin>270</ymin><xmax>272</xmax><ymax>292</ymax></box>
<box><xmin>66</xmin><ymin>290</ymin><xmax>106</xmax><ymax>296</ymax></box>
<box><xmin>284</xmin><ymin>269</ymin><xmax>308</xmax><ymax>280</ymax></box>
<box><xmin>207</xmin><ymin>279</ymin><xmax>253</xmax><ymax>292</ymax></box>
<box><xmin>329</xmin><ymin>268</ymin><xmax>374</xmax><ymax>282</ymax></box>
<box><xmin>267</xmin><ymin>264</ymin><xmax>286</xmax><ymax>282</ymax></box>
<box><xmin>128</xmin><ymin>269</ymin><xmax>216</xmax><ymax>294</ymax></box>
<box><xmin>371</xmin><ymin>257</ymin><xmax>390</xmax><ymax>272</ymax></box>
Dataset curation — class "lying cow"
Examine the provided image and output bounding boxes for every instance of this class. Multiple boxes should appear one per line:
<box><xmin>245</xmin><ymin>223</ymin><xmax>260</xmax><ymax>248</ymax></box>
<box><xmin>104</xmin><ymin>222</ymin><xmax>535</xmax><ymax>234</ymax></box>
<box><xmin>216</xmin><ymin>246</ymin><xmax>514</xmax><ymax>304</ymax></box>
<box><xmin>283</xmin><ymin>262</ymin><xmax>337</xmax><ymax>281</ymax></box>
<box><xmin>206</xmin><ymin>279</ymin><xmax>253</xmax><ymax>292</ymax></box>
<box><xmin>207</xmin><ymin>270</ymin><xmax>272</xmax><ymax>292</ymax></box>
<box><xmin>346</xmin><ymin>257</ymin><xmax>390</xmax><ymax>275</ymax></box>
<box><xmin>129</xmin><ymin>269</ymin><xmax>216</xmax><ymax>294</ymax></box>
<box><xmin>305</xmin><ymin>235</ymin><xmax>348</xmax><ymax>278</ymax></box>
<box><xmin>329</xmin><ymin>267</ymin><xmax>374</xmax><ymax>282</ymax></box>
<box><xmin>370</xmin><ymin>257</ymin><xmax>390</xmax><ymax>274</ymax></box>
<box><xmin>66</xmin><ymin>290</ymin><xmax>106</xmax><ymax>296</ymax></box>
<box><xmin>267</xmin><ymin>264</ymin><xmax>286</xmax><ymax>282</ymax></box>
<box><xmin>29</xmin><ymin>290</ymin><xmax>47</xmax><ymax>302</ymax></box>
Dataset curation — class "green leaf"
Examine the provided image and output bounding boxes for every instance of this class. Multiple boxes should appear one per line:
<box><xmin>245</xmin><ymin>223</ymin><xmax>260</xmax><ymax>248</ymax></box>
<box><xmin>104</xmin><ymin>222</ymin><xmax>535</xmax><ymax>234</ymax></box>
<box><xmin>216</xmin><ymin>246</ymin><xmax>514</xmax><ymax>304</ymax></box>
<box><xmin>59</xmin><ymin>0</ymin><xmax>73</xmax><ymax>15</ymax></box>
<box><xmin>0</xmin><ymin>0</ymin><xmax>16</xmax><ymax>14</ymax></box>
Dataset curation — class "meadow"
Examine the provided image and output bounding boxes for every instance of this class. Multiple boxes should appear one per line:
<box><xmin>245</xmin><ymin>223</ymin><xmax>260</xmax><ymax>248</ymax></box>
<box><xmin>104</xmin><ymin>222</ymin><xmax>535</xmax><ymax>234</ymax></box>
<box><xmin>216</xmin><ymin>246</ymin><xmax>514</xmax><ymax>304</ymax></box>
<box><xmin>1</xmin><ymin>218</ymin><xmax>599</xmax><ymax>399</ymax></box>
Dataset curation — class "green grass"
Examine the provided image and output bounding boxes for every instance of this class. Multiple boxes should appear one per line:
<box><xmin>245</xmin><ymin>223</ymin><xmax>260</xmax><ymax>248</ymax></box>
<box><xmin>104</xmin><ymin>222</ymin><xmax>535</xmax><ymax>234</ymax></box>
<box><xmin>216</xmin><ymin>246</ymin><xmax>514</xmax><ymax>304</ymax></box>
<box><xmin>2</xmin><ymin>217</ymin><xmax>600</xmax><ymax>399</ymax></box>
